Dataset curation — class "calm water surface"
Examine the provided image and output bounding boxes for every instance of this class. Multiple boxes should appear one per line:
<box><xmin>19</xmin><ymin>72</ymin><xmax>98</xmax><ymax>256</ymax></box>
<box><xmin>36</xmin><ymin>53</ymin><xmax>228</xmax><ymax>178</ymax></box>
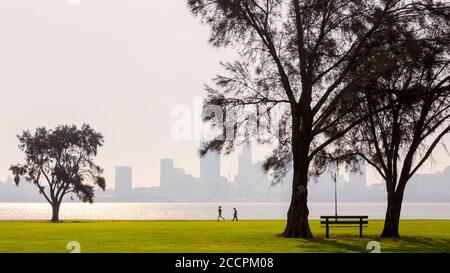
<box><xmin>0</xmin><ymin>202</ymin><xmax>449</xmax><ymax>220</ymax></box>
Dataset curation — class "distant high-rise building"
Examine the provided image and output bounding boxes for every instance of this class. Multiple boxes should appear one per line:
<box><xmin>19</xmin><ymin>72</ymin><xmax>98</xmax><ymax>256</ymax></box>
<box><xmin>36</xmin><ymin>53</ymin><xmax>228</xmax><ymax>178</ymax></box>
<box><xmin>115</xmin><ymin>166</ymin><xmax>132</xmax><ymax>194</ymax></box>
<box><xmin>237</xmin><ymin>141</ymin><xmax>253</xmax><ymax>177</ymax></box>
<box><xmin>160</xmin><ymin>158</ymin><xmax>198</xmax><ymax>198</ymax></box>
<box><xmin>234</xmin><ymin>141</ymin><xmax>254</xmax><ymax>184</ymax></box>
<box><xmin>200</xmin><ymin>151</ymin><xmax>221</xmax><ymax>179</ymax></box>
<box><xmin>160</xmin><ymin>158</ymin><xmax>174</xmax><ymax>190</ymax></box>
<box><xmin>233</xmin><ymin>141</ymin><xmax>272</xmax><ymax>200</ymax></box>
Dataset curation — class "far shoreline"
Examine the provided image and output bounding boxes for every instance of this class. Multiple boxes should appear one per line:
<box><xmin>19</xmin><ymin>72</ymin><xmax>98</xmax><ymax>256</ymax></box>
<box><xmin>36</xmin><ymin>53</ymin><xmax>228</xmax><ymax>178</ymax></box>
<box><xmin>0</xmin><ymin>201</ymin><xmax>449</xmax><ymax>204</ymax></box>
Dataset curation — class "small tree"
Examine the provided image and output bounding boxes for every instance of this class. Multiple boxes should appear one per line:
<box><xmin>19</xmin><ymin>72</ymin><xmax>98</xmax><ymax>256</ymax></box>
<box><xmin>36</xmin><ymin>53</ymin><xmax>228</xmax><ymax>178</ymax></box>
<box><xmin>10</xmin><ymin>124</ymin><xmax>106</xmax><ymax>222</ymax></box>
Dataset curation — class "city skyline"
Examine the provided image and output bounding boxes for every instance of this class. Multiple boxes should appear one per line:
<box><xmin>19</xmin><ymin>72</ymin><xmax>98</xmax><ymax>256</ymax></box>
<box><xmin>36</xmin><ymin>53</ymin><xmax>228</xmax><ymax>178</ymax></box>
<box><xmin>0</xmin><ymin>0</ymin><xmax>449</xmax><ymax>256</ymax></box>
<box><xmin>1</xmin><ymin>1</ymin><xmax>450</xmax><ymax>189</ymax></box>
<box><xmin>1</xmin><ymin>141</ymin><xmax>449</xmax><ymax>203</ymax></box>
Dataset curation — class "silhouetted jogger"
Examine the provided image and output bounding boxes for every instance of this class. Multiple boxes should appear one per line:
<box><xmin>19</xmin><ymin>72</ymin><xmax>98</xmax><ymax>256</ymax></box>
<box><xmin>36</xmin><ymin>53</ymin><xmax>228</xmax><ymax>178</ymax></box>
<box><xmin>232</xmin><ymin>208</ymin><xmax>238</xmax><ymax>221</ymax></box>
<box><xmin>217</xmin><ymin>206</ymin><xmax>225</xmax><ymax>221</ymax></box>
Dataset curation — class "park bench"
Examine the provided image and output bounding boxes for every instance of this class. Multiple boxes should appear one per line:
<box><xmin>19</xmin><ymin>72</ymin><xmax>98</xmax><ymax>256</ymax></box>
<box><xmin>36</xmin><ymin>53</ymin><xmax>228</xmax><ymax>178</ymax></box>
<box><xmin>320</xmin><ymin>216</ymin><xmax>368</xmax><ymax>238</ymax></box>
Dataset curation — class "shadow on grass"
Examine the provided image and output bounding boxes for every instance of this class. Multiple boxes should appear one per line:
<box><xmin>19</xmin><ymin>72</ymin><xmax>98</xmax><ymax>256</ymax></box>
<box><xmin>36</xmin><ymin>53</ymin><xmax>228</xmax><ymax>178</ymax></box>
<box><xmin>46</xmin><ymin>220</ymin><xmax>92</xmax><ymax>224</ymax></box>
<box><xmin>290</xmin><ymin>235</ymin><xmax>450</xmax><ymax>253</ymax></box>
<box><xmin>380</xmin><ymin>236</ymin><xmax>450</xmax><ymax>253</ymax></box>
<box><xmin>294</xmin><ymin>236</ymin><xmax>370</xmax><ymax>253</ymax></box>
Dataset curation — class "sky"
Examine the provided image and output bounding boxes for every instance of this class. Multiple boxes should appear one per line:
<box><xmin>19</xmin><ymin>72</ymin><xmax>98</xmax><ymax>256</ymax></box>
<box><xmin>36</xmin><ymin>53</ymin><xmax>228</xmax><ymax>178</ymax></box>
<box><xmin>0</xmin><ymin>0</ymin><xmax>449</xmax><ymax>189</ymax></box>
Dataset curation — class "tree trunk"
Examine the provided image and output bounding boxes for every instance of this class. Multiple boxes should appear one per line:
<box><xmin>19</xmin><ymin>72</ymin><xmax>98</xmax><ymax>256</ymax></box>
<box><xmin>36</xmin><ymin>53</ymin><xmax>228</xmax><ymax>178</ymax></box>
<box><xmin>51</xmin><ymin>202</ymin><xmax>61</xmax><ymax>222</ymax></box>
<box><xmin>280</xmin><ymin>165</ymin><xmax>313</xmax><ymax>238</ymax></box>
<box><xmin>381</xmin><ymin>191</ymin><xmax>404</xmax><ymax>238</ymax></box>
<box><xmin>280</xmin><ymin>110</ymin><xmax>313</xmax><ymax>238</ymax></box>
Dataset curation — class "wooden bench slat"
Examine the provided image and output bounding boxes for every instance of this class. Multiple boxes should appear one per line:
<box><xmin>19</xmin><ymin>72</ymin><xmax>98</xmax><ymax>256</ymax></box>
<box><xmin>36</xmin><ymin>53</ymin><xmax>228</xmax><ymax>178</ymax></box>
<box><xmin>320</xmin><ymin>221</ymin><xmax>368</xmax><ymax>224</ymax></box>
<box><xmin>323</xmin><ymin>225</ymin><xmax>369</xmax><ymax>228</ymax></box>
<box><xmin>321</xmin><ymin>215</ymin><xmax>369</xmax><ymax>238</ymax></box>
<box><xmin>321</xmin><ymin>216</ymin><xmax>368</xmax><ymax>219</ymax></box>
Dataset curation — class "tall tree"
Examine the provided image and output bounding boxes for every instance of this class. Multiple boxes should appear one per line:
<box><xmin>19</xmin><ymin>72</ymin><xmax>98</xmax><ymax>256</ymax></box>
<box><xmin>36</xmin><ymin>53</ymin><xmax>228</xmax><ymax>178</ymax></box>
<box><xmin>340</xmin><ymin>3</ymin><xmax>450</xmax><ymax>238</ymax></box>
<box><xmin>189</xmin><ymin>0</ymin><xmax>431</xmax><ymax>237</ymax></box>
<box><xmin>10</xmin><ymin>124</ymin><xmax>106</xmax><ymax>222</ymax></box>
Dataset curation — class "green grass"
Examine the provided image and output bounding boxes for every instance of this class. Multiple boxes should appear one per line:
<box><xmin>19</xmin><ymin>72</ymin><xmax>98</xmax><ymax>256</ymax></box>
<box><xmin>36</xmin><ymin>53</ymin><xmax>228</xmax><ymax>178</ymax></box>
<box><xmin>0</xmin><ymin>220</ymin><xmax>449</xmax><ymax>253</ymax></box>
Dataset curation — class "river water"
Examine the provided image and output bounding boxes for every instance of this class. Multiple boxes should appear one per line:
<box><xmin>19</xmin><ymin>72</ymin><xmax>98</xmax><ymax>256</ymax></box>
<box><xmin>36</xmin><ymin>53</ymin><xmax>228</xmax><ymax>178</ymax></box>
<box><xmin>0</xmin><ymin>202</ymin><xmax>449</xmax><ymax>220</ymax></box>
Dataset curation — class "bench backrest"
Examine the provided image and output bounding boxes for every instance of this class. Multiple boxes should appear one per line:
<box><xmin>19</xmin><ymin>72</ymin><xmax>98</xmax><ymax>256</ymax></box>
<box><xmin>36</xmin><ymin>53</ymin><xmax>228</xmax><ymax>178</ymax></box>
<box><xmin>320</xmin><ymin>216</ymin><xmax>368</xmax><ymax>219</ymax></box>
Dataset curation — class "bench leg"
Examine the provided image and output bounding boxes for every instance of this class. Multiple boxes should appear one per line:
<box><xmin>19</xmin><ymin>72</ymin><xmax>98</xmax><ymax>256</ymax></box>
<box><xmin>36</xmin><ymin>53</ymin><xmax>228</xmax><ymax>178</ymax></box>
<box><xmin>360</xmin><ymin>224</ymin><xmax>363</xmax><ymax>238</ymax></box>
<box><xmin>326</xmin><ymin>224</ymin><xmax>329</xmax><ymax>238</ymax></box>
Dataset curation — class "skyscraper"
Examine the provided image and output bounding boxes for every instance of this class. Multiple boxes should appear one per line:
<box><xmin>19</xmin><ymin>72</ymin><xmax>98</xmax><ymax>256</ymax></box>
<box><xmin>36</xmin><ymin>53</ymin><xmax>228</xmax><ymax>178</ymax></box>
<box><xmin>200</xmin><ymin>151</ymin><xmax>221</xmax><ymax>179</ymax></box>
<box><xmin>160</xmin><ymin>158</ymin><xmax>200</xmax><ymax>198</ymax></box>
<box><xmin>160</xmin><ymin>158</ymin><xmax>174</xmax><ymax>190</ymax></box>
<box><xmin>237</xmin><ymin>141</ymin><xmax>253</xmax><ymax>179</ymax></box>
<box><xmin>115</xmin><ymin>166</ymin><xmax>132</xmax><ymax>195</ymax></box>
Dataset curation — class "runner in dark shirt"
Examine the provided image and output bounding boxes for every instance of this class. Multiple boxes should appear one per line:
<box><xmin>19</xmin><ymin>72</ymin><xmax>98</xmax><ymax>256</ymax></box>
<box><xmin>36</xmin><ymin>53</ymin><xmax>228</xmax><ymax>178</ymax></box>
<box><xmin>217</xmin><ymin>206</ymin><xmax>225</xmax><ymax>221</ymax></box>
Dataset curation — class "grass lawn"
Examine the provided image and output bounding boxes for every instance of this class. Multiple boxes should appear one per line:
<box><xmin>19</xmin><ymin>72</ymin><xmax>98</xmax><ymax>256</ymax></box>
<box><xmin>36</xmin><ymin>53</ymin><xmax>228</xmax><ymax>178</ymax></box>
<box><xmin>0</xmin><ymin>220</ymin><xmax>449</xmax><ymax>253</ymax></box>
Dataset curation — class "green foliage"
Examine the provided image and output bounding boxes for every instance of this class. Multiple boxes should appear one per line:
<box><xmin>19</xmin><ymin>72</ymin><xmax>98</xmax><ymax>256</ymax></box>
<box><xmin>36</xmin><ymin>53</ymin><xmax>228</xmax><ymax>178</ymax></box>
<box><xmin>10</xmin><ymin>124</ymin><xmax>106</xmax><ymax>205</ymax></box>
<box><xmin>189</xmin><ymin>0</ymin><xmax>450</xmax><ymax>183</ymax></box>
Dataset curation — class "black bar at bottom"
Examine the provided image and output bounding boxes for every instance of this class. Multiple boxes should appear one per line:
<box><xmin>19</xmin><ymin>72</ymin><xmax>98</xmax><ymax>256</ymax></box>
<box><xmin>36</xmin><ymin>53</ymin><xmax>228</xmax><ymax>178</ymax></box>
<box><xmin>0</xmin><ymin>253</ymin><xmax>448</xmax><ymax>272</ymax></box>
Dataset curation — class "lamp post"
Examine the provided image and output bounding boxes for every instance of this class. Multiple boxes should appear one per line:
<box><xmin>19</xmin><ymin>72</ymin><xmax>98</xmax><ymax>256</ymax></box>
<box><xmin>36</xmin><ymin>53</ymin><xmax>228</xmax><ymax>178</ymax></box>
<box><xmin>334</xmin><ymin>160</ymin><xmax>338</xmax><ymax>217</ymax></box>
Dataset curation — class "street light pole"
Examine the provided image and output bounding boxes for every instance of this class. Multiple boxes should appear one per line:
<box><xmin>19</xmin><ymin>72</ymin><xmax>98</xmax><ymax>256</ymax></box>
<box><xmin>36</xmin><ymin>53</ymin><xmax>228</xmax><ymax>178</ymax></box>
<box><xmin>334</xmin><ymin>161</ymin><xmax>338</xmax><ymax>217</ymax></box>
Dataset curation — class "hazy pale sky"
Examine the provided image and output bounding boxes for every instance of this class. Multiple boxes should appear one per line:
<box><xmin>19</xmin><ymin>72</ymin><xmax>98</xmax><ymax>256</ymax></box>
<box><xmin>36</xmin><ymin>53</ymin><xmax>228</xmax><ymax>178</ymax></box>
<box><xmin>0</xmin><ymin>0</ymin><xmax>449</xmax><ymax>189</ymax></box>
